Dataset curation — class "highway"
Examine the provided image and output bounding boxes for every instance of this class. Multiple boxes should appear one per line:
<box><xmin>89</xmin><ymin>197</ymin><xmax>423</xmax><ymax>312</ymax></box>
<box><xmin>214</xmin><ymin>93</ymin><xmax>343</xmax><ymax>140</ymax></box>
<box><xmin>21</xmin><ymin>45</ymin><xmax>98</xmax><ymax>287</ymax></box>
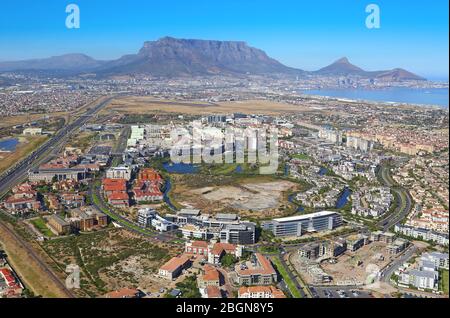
<box><xmin>376</xmin><ymin>164</ymin><xmax>413</xmax><ymax>231</ymax></box>
<box><xmin>0</xmin><ymin>96</ymin><xmax>117</xmax><ymax>298</ymax></box>
<box><xmin>0</xmin><ymin>96</ymin><xmax>115</xmax><ymax>199</ymax></box>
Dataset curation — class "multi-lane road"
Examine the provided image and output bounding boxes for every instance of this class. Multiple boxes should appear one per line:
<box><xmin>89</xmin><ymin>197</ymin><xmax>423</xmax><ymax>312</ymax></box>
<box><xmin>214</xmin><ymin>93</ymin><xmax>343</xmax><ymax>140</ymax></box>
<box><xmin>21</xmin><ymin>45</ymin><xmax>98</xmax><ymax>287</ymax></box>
<box><xmin>0</xmin><ymin>96</ymin><xmax>115</xmax><ymax>199</ymax></box>
<box><xmin>376</xmin><ymin>164</ymin><xmax>413</xmax><ymax>231</ymax></box>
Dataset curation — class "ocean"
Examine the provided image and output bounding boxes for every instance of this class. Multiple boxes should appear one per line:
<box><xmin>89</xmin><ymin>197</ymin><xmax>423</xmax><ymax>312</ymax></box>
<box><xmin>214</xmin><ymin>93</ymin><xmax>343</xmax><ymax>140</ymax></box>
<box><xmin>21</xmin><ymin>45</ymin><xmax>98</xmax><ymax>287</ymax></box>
<box><xmin>300</xmin><ymin>87</ymin><xmax>449</xmax><ymax>108</ymax></box>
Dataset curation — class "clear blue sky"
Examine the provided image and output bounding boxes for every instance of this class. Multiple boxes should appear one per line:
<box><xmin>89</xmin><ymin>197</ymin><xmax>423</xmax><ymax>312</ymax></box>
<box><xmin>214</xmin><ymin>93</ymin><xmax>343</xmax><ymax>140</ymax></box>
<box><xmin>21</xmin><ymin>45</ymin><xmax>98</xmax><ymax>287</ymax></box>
<box><xmin>0</xmin><ymin>0</ymin><xmax>448</xmax><ymax>80</ymax></box>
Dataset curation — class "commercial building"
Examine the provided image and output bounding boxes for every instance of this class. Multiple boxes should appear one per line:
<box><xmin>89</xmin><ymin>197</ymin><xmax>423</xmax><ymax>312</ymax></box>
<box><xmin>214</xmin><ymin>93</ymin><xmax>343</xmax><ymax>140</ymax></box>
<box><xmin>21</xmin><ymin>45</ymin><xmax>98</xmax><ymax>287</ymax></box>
<box><xmin>262</xmin><ymin>211</ymin><xmax>342</xmax><ymax>237</ymax></box>
<box><xmin>106</xmin><ymin>165</ymin><xmax>132</xmax><ymax>181</ymax></box>
<box><xmin>219</xmin><ymin>223</ymin><xmax>256</xmax><ymax>245</ymax></box>
<box><xmin>28</xmin><ymin>167</ymin><xmax>87</xmax><ymax>182</ymax></box>
<box><xmin>47</xmin><ymin>215</ymin><xmax>71</xmax><ymax>235</ymax></box>
<box><xmin>394</xmin><ymin>224</ymin><xmax>449</xmax><ymax>246</ymax></box>
<box><xmin>197</xmin><ymin>265</ymin><xmax>221</xmax><ymax>288</ymax></box>
<box><xmin>421</xmin><ymin>252</ymin><xmax>449</xmax><ymax>270</ymax></box>
<box><xmin>22</xmin><ymin>128</ymin><xmax>42</xmax><ymax>135</ymax></box>
<box><xmin>137</xmin><ymin>208</ymin><xmax>157</xmax><ymax>227</ymax></box>
<box><xmin>370</xmin><ymin>231</ymin><xmax>396</xmax><ymax>244</ymax></box>
<box><xmin>399</xmin><ymin>269</ymin><xmax>439</xmax><ymax>291</ymax></box>
<box><xmin>386</xmin><ymin>238</ymin><xmax>409</xmax><ymax>255</ymax></box>
<box><xmin>235</xmin><ymin>253</ymin><xmax>277</xmax><ymax>286</ymax></box>
<box><xmin>159</xmin><ymin>255</ymin><xmax>192</xmax><ymax>280</ymax></box>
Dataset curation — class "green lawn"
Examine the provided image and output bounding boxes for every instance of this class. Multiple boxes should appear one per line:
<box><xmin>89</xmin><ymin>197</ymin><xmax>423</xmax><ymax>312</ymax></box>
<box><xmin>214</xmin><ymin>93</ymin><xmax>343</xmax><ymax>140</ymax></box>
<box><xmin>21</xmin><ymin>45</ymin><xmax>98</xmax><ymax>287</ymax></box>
<box><xmin>291</xmin><ymin>153</ymin><xmax>310</xmax><ymax>160</ymax></box>
<box><xmin>271</xmin><ymin>257</ymin><xmax>302</xmax><ymax>298</ymax></box>
<box><xmin>30</xmin><ymin>217</ymin><xmax>54</xmax><ymax>237</ymax></box>
<box><xmin>441</xmin><ymin>269</ymin><xmax>449</xmax><ymax>295</ymax></box>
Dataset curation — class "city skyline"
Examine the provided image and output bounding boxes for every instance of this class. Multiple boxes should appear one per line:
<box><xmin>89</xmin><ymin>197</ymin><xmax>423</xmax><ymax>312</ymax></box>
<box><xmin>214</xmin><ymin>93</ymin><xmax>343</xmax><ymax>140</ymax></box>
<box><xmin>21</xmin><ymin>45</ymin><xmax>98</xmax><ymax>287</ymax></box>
<box><xmin>0</xmin><ymin>0</ymin><xmax>448</xmax><ymax>80</ymax></box>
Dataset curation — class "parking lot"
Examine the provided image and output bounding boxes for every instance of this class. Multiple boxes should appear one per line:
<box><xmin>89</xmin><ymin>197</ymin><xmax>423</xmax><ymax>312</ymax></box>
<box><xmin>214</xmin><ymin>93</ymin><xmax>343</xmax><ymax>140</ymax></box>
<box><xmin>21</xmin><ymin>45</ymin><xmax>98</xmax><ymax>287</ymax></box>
<box><xmin>310</xmin><ymin>286</ymin><xmax>373</xmax><ymax>298</ymax></box>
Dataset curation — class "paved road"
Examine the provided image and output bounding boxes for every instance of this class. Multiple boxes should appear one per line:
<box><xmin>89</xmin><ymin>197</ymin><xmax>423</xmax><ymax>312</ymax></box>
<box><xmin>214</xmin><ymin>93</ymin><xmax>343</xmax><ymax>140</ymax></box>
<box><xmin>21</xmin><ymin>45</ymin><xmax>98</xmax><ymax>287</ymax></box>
<box><xmin>269</xmin><ymin>255</ymin><xmax>307</xmax><ymax>298</ymax></box>
<box><xmin>0</xmin><ymin>96</ymin><xmax>116</xmax><ymax>199</ymax></box>
<box><xmin>89</xmin><ymin>178</ymin><xmax>180</xmax><ymax>243</ymax></box>
<box><xmin>376</xmin><ymin>164</ymin><xmax>413</xmax><ymax>231</ymax></box>
<box><xmin>380</xmin><ymin>245</ymin><xmax>417</xmax><ymax>283</ymax></box>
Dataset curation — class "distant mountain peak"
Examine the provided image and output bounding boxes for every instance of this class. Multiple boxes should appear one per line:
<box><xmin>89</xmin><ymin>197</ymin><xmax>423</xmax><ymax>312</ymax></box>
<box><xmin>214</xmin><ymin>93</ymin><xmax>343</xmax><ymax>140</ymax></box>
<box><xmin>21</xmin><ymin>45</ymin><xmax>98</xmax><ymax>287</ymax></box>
<box><xmin>315</xmin><ymin>57</ymin><xmax>365</xmax><ymax>76</ymax></box>
<box><xmin>335</xmin><ymin>57</ymin><xmax>350</xmax><ymax>64</ymax></box>
<box><xmin>314</xmin><ymin>57</ymin><xmax>425</xmax><ymax>81</ymax></box>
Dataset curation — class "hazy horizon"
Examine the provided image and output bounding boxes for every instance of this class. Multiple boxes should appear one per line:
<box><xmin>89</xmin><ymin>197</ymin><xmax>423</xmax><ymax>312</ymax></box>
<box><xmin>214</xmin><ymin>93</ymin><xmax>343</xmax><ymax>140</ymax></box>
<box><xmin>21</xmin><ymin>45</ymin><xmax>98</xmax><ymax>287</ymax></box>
<box><xmin>0</xmin><ymin>0</ymin><xmax>448</xmax><ymax>79</ymax></box>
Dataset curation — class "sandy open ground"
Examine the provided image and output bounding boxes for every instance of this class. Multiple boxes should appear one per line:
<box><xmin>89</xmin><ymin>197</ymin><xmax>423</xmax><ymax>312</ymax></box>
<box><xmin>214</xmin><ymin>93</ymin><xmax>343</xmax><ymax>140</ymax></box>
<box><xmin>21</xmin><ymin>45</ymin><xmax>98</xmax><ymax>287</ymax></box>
<box><xmin>178</xmin><ymin>180</ymin><xmax>297</xmax><ymax>217</ymax></box>
<box><xmin>102</xmin><ymin>97</ymin><xmax>311</xmax><ymax>115</ymax></box>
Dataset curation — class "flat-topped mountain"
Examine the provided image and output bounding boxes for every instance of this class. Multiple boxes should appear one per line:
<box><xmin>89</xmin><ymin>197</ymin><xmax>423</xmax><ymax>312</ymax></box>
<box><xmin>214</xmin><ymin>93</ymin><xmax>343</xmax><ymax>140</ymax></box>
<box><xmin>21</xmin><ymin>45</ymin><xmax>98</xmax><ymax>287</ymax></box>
<box><xmin>96</xmin><ymin>36</ymin><xmax>304</xmax><ymax>77</ymax></box>
<box><xmin>0</xmin><ymin>38</ymin><xmax>426</xmax><ymax>80</ymax></box>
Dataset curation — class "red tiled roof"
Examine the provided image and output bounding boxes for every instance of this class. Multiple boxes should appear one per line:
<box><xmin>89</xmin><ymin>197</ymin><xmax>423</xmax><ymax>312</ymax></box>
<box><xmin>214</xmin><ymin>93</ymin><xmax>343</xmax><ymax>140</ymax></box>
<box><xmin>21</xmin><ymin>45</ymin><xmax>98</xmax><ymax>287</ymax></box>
<box><xmin>160</xmin><ymin>255</ymin><xmax>190</xmax><ymax>272</ymax></box>
<box><xmin>108</xmin><ymin>192</ymin><xmax>129</xmax><ymax>200</ymax></box>
<box><xmin>206</xmin><ymin>286</ymin><xmax>222</xmax><ymax>298</ymax></box>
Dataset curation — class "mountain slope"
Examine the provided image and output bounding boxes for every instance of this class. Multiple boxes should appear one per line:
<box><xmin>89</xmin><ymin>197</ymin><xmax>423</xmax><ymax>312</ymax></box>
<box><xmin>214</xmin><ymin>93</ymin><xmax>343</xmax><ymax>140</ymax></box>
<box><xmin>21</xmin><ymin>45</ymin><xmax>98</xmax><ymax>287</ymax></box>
<box><xmin>96</xmin><ymin>37</ymin><xmax>304</xmax><ymax>77</ymax></box>
<box><xmin>0</xmin><ymin>54</ymin><xmax>106</xmax><ymax>72</ymax></box>
<box><xmin>315</xmin><ymin>57</ymin><xmax>366</xmax><ymax>76</ymax></box>
<box><xmin>314</xmin><ymin>57</ymin><xmax>425</xmax><ymax>81</ymax></box>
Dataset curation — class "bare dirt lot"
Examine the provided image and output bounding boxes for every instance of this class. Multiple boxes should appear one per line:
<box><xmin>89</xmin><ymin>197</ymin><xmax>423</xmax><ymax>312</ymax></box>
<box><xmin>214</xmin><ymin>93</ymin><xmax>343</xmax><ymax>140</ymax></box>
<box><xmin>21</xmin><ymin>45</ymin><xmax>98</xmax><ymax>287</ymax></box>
<box><xmin>102</xmin><ymin>97</ymin><xmax>311</xmax><ymax>116</ymax></box>
<box><xmin>320</xmin><ymin>242</ymin><xmax>395</xmax><ymax>285</ymax></box>
<box><xmin>173</xmin><ymin>177</ymin><xmax>298</xmax><ymax>219</ymax></box>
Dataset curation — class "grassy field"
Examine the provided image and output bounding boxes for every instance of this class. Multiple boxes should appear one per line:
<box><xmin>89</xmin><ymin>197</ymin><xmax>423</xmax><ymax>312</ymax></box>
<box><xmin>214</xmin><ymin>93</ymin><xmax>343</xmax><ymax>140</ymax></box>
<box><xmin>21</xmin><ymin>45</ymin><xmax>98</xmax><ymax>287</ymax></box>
<box><xmin>0</xmin><ymin>223</ymin><xmax>70</xmax><ymax>298</ymax></box>
<box><xmin>101</xmin><ymin>97</ymin><xmax>311</xmax><ymax>116</ymax></box>
<box><xmin>0</xmin><ymin>135</ymin><xmax>48</xmax><ymax>174</ymax></box>
<box><xmin>271</xmin><ymin>256</ymin><xmax>302</xmax><ymax>298</ymax></box>
<box><xmin>291</xmin><ymin>153</ymin><xmax>310</xmax><ymax>160</ymax></box>
<box><xmin>30</xmin><ymin>217</ymin><xmax>55</xmax><ymax>237</ymax></box>
<box><xmin>441</xmin><ymin>269</ymin><xmax>449</xmax><ymax>295</ymax></box>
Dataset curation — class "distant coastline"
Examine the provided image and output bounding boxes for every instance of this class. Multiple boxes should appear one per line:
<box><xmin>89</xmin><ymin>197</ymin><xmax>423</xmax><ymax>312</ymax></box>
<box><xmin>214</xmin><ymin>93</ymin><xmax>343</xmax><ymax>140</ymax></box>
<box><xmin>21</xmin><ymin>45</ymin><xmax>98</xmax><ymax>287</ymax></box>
<box><xmin>299</xmin><ymin>87</ymin><xmax>449</xmax><ymax>108</ymax></box>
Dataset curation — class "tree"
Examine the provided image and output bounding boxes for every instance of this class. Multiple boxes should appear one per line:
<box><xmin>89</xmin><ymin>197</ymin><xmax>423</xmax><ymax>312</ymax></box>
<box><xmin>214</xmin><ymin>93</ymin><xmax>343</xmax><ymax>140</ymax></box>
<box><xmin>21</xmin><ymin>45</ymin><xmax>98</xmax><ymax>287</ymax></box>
<box><xmin>221</xmin><ymin>253</ymin><xmax>237</xmax><ymax>268</ymax></box>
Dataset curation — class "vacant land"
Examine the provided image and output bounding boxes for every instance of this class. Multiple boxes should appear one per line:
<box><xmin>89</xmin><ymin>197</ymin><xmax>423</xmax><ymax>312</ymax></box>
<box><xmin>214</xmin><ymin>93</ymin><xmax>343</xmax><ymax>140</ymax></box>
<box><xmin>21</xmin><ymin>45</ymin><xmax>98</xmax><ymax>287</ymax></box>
<box><xmin>0</xmin><ymin>222</ymin><xmax>70</xmax><ymax>297</ymax></box>
<box><xmin>102</xmin><ymin>97</ymin><xmax>311</xmax><ymax>116</ymax></box>
<box><xmin>0</xmin><ymin>135</ymin><xmax>48</xmax><ymax>174</ymax></box>
<box><xmin>171</xmin><ymin>174</ymin><xmax>298</xmax><ymax>219</ymax></box>
<box><xmin>41</xmin><ymin>228</ymin><xmax>182</xmax><ymax>297</ymax></box>
<box><xmin>319</xmin><ymin>242</ymin><xmax>394</xmax><ymax>285</ymax></box>
<box><xmin>0</xmin><ymin>112</ymin><xmax>68</xmax><ymax>129</ymax></box>
<box><xmin>441</xmin><ymin>269</ymin><xmax>449</xmax><ymax>295</ymax></box>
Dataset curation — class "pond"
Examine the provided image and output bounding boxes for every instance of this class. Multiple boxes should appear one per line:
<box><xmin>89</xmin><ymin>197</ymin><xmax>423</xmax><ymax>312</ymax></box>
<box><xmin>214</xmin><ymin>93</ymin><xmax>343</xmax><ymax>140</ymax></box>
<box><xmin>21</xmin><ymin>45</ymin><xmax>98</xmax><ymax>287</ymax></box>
<box><xmin>0</xmin><ymin>138</ymin><xmax>19</xmax><ymax>152</ymax></box>
<box><xmin>336</xmin><ymin>187</ymin><xmax>352</xmax><ymax>209</ymax></box>
<box><xmin>318</xmin><ymin>167</ymin><xmax>328</xmax><ymax>176</ymax></box>
<box><xmin>288</xmin><ymin>193</ymin><xmax>305</xmax><ymax>213</ymax></box>
<box><xmin>162</xmin><ymin>162</ymin><xmax>199</xmax><ymax>174</ymax></box>
<box><xmin>162</xmin><ymin>178</ymin><xmax>177</xmax><ymax>211</ymax></box>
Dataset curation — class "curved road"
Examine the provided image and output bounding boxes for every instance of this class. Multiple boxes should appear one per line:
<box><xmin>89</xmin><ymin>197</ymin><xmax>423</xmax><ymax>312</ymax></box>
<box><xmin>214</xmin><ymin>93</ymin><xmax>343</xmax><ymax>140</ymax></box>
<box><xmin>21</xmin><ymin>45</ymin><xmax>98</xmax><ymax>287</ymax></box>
<box><xmin>376</xmin><ymin>164</ymin><xmax>413</xmax><ymax>231</ymax></box>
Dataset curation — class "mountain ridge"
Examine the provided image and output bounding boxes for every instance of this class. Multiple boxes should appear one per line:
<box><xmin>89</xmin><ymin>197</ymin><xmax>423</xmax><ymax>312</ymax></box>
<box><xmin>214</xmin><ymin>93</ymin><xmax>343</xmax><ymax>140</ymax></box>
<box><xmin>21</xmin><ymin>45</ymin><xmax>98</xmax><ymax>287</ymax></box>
<box><xmin>0</xmin><ymin>37</ymin><xmax>426</xmax><ymax>80</ymax></box>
